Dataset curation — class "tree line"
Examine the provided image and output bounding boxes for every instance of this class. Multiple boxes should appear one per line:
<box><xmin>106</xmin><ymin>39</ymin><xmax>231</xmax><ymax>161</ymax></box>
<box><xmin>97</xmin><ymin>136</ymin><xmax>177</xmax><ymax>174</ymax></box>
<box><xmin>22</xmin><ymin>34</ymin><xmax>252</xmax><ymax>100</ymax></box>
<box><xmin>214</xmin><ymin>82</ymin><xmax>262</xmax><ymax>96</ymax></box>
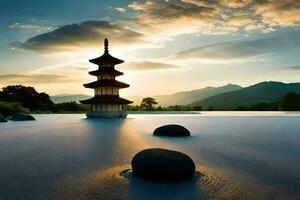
<box><xmin>0</xmin><ymin>85</ymin><xmax>300</xmax><ymax>115</ymax></box>
<box><xmin>125</xmin><ymin>95</ymin><xmax>300</xmax><ymax>111</ymax></box>
<box><xmin>0</xmin><ymin>85</ymin><xmax>88</xmax><ymax>115</ymax></box>
<box><xmin>125</xmin><ymin>97</ymin><xmax>202</xmax><ymax>111</ymax></box>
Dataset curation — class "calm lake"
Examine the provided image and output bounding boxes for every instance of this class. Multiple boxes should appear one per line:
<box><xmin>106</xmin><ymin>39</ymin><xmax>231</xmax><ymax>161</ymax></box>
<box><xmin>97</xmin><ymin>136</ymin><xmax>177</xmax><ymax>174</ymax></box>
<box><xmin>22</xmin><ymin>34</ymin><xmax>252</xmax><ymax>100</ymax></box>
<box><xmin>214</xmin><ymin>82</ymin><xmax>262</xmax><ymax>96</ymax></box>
<box><xmin>0</xmin><ymin>112</ymin><xmax>300</xmax><ymax>200</ymax></box>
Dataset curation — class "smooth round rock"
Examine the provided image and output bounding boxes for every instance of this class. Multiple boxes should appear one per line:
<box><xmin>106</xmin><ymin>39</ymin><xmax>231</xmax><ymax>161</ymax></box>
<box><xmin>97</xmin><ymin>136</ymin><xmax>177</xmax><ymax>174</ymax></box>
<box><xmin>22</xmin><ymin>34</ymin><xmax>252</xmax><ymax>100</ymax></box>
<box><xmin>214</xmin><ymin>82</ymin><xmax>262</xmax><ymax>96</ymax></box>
<box><xmin>132</xmin><ymin>148</ymin><xmax>195</xmax><ymax>182</ymax></box>
<box><xmin>153</xmin><ymin>124</ymin><xmax>190</xmax><ymax>136</ymax></box>
<box><xmin>11</xmin><ymin>112</ymin><xmax>35</xmax><ymax>121</ymax></box>
<box><xmin>0</xmin><ymin>114</ymin><xmax>7</xmax><ymax>123</ymax></box>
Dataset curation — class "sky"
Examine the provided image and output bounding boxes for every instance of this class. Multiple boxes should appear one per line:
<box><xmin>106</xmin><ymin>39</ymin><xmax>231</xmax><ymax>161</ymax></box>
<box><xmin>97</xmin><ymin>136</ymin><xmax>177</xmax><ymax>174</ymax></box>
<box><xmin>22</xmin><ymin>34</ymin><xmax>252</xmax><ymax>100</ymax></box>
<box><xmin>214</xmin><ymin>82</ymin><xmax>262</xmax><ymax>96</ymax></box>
<box><xmin>0</xmin><ymin>0</ymin><xmax>299</xmax><ymax>97</ymax></box>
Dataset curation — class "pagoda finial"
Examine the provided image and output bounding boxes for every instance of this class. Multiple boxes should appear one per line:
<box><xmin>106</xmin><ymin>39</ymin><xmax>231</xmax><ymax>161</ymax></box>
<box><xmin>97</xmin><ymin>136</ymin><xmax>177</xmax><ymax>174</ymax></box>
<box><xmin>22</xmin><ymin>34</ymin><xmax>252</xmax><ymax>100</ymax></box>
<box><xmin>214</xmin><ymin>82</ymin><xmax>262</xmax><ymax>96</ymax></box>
<box><xmin>104</xmin><ymin>38</ymin><xmax>109</xmax><ymax>53</ymax></box>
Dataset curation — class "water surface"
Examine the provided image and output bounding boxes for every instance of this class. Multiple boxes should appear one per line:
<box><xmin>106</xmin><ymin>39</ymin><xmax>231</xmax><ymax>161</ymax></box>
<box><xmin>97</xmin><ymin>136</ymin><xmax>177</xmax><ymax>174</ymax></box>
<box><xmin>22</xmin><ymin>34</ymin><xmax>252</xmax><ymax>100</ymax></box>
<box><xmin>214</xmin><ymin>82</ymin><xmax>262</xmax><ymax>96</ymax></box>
<box><xmin>0</xmin><ymin>112</ymin><xmax>299</xmax><ymax>199</ymax></box>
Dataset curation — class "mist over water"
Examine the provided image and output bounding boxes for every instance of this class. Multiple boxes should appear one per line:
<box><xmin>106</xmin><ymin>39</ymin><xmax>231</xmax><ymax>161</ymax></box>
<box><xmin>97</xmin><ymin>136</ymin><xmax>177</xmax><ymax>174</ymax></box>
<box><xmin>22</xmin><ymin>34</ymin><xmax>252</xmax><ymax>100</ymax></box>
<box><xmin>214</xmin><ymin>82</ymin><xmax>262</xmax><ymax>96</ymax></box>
<box><xmin>0</xmin><ymin>112</ymin><xmax>300</xmax><ymax>200</ymax></box>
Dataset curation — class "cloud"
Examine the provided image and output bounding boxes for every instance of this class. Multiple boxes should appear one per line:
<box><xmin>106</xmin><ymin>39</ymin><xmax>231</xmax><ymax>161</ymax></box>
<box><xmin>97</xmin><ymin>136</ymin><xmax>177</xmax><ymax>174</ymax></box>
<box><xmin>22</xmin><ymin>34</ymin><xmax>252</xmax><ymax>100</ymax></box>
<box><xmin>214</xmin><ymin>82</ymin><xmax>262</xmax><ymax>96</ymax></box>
<box><xmin>11</xmin><ymin>20</ymin><xmax>145</xmax><ymax>54</ymax></box>
<box><xmin>253</xmin><ymin>0</ymin><xmax>300</xmax><ymax>27</ymax></box>
<box><xmin>127</xmin><ymin>0</ymin><xmax>219</xmax><ymax>37</ymax></box>
<box><xmin>120</xmin><ymin>61</ymin><xmax>179</xmax><ymax>71</ymax></box>
<box><xmin>285</xmin><ymin>66</ymin><xmax>300</xmax><ymax>71</ymax></box>
<box><xmin>115</xmin><ymin>7</ymin><xmax>126</xmax><ymax>12</ymax></box>
<box><xmin>0</xmin><ymin>74</ymin><xmax>75</xmax><ymax>84</ymax></box>
<box><xmin>127</xmin><ymin>0</ymin><xmax>300</xmax><ymax>37</ymax></box>
<box><xmin>173</xmin><ymin>36</ymin><xmax>300</xmax><ymax>62</ymax></box>
<box><xmin>9</xmin><ymin>1</ymin><xmax>300</xmax><ymax>56</ymax></box>
<box><xmin>9</xmin><ymin>23</ymin><xmax>55</xmax><ymax>32</ymax></box>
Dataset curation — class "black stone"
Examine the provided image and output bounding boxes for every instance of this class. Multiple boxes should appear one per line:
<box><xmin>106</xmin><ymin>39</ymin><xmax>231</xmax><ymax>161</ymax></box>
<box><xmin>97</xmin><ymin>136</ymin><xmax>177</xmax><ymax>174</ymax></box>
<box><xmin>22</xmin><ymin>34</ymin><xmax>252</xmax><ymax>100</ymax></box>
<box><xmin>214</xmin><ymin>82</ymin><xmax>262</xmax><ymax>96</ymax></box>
<box><xmin>132</xmin><ymin>148</ymin><xmax>195</xmax><ymax>182</ymax></box>
<box><xmin>11</xmin><ymin>112</ymin><xmax>35</xmax><ymax>121</ymax></box>
<box><xmin>0</xmin><ymin>114</ymin><xmax>7</xmax><ymax>123</ymax></box>
<box><xmin>153</xmin><ymin>124</ymin><xmax>190</xmax><ymax>136</ymax></box>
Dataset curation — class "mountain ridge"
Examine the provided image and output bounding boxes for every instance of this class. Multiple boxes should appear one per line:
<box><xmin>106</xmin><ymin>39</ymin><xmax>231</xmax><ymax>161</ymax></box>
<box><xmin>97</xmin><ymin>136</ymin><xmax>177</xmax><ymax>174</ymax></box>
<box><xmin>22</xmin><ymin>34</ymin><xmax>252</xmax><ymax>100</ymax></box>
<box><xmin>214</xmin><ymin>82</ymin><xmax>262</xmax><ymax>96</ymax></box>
<box><xmin>152</xmin><ymin>84</ymin><xmax>242</xmax><ymax>106</ymax></box>
<box><xmin>50</xmin><ymin>84</ymin><xmax>242</xmax><ymax>105</ymax></box>
<box><xmin>190</xmin><ymin>81</ymin><xmax>300</xmax><ymax>109</ymax></box>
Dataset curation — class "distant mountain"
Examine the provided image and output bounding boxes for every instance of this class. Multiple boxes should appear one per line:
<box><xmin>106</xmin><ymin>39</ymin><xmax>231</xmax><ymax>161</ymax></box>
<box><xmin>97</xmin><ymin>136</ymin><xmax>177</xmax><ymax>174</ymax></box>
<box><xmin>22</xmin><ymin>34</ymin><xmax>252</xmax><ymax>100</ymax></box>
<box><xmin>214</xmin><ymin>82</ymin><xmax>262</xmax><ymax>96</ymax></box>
<box><xmin>50</xmin><ymin>84</ymin><xmax>242</xmax><ymax>106</ymax></box>
<box><xmin>152</xmin><ymin>84</ymin><xmax>242</xmax><ymax>106</ymax></box>
<box><xmin>51</xmin><ymin>94</ymin><xmax>91</xmax><ymax>104</ymax></box>
<box><xmin>190</xmin><ymin>81</ymin><xmax>300</xmax><ymax>109</ymax></box>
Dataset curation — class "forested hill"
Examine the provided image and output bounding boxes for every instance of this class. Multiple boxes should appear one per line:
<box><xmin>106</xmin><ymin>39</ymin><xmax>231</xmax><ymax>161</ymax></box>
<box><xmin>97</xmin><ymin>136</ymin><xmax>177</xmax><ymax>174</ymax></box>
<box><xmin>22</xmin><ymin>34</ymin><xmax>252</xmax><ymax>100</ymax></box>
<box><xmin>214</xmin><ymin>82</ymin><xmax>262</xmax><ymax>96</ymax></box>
<box><xmin>190</xmin><ymin>81</ymin><xmax>300</xmax><ymax>109</ymax></box>
<box><xmin>152</xmin><ymin>84</ymin><xmax>242</xmax><ymax>106</ymax></box>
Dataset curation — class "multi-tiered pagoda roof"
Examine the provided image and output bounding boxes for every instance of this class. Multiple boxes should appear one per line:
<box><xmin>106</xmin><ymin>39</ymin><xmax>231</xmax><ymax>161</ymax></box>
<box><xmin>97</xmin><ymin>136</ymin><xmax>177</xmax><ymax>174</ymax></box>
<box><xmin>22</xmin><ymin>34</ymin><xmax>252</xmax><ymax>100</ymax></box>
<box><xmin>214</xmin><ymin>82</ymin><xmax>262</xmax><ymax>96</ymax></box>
<box><xmin>83</xmin><ymin>80</ymin><xmax>129</xmax><ymax>89</ymax></box>
<box><xmin>80</xmin><ymin>95</ymin><xmax>132</xmax><ymax>104</ymax></box>
<box><xmin>88</xmin><ymin>68</ymin><xmax>123</xmax><ymax>76</ymax></box>
<box><xmin>80</xmin><ymin>38</ymin><xmax>132</xmax><ymax>107</ymax></box>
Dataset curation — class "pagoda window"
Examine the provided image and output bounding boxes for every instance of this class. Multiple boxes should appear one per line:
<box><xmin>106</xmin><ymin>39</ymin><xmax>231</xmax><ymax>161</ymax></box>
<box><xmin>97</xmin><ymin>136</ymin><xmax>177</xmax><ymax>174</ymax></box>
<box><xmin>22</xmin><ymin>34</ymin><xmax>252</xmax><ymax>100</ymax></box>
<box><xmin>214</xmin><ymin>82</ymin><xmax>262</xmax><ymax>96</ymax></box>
<box><xmin>113</xmin><ymin>88</ymin><xmax>119</xmax><ymax>95</ymax></box>
<box><xmin>97</xmin><ymin>74</ymin><xmax>114</xmax><ymax>80</ymax></box>
<box><xmin>113</xmin><ymin>104</ymin><xmax>118</xmax><ymax>110</ymax></box>
<box><xmin>95</xmin><ymin>88</ymin><xmax>101</xmax><ymax>95</ymax></box>
<box><xmin>107</xmin><ymin>87</ymin><xmax>113</xmax><ymax>95</ymax></box>
<box><xmin>104</xmin><ymin>74</ymin><xmax>110</xmax><ymax>80</ymax></box>
<box><xmin>101</xmin><ymin>63</ymin><xmax>113</xmax><ymax>68</ymax></box>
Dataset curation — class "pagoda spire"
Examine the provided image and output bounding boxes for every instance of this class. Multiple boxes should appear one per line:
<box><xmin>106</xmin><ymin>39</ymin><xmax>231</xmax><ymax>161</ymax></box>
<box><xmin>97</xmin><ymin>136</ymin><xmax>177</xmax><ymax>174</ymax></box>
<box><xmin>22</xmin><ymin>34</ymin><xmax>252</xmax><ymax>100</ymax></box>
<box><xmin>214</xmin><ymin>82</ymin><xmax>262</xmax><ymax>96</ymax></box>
<box><xmin>104</xmin><ymin>38</ymin><xmax>109</xmax><ymax>53</ymax></box>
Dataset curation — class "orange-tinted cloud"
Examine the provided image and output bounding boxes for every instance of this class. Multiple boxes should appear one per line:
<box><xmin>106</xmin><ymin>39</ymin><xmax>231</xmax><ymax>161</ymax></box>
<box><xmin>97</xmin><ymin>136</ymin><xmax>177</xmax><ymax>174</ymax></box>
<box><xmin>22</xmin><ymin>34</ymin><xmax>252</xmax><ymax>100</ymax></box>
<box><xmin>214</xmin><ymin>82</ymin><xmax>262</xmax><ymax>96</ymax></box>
<box><xmin>127</xmin><ymin>0</ymin><xmax>300</xmax><ymax>36</ymax></box>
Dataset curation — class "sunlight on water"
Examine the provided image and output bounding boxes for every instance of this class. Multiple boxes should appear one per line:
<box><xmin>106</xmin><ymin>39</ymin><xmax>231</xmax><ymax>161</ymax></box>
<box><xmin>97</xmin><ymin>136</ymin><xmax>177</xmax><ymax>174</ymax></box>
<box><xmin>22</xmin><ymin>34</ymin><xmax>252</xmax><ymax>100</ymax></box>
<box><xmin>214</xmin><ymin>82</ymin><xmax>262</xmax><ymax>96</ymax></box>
<box><xmin>0</xmin><ymin>112</ymin><xmax>299</xmax><ymax>200</ymax></box>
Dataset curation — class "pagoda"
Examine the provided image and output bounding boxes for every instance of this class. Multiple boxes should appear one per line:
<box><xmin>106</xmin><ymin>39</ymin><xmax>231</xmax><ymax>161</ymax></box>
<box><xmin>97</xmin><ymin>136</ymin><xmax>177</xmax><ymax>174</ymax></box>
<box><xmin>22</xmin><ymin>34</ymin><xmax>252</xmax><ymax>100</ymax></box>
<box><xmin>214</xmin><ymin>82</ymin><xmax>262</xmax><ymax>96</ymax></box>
<box><xmin>80</xmin><ymin>38</ymin><xmax>132</xmax><ymax>118</ymax></box>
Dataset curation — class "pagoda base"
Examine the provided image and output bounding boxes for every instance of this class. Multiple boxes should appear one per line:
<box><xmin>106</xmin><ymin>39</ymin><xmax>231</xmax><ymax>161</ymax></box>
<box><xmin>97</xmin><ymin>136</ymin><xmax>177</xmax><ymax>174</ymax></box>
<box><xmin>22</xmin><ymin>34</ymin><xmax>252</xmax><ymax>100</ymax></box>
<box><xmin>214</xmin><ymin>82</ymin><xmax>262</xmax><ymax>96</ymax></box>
<box><xmin>86</xmin><ymin>110</ymin><xmax>127</xmax><ymax>119</ymax></box>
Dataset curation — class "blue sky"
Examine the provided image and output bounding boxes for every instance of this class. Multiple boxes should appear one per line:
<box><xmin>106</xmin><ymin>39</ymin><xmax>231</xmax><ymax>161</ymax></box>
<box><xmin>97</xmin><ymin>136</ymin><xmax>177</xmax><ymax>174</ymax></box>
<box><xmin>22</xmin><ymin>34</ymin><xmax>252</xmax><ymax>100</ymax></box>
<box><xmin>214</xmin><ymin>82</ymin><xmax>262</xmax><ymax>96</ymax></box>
<box><xmin>0</xmin><ymin>0</ymin><xmax>299</xmax><ymax>96</ymax></box>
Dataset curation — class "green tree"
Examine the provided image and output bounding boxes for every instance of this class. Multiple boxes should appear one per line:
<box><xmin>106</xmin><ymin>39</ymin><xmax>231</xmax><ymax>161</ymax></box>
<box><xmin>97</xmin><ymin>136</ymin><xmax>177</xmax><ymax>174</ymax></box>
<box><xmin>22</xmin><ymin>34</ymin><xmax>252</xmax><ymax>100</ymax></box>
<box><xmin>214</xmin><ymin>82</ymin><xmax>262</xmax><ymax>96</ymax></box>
<box><xmin>124</xmin><ymin>105</ymin><xmax>139</xmax><ymax>111</ymax></box>
<box><xmin>140</xmin><ymin>97</ymin><xmax>158</xmax><ymax>111</ymax></box>
<box><xmin>207</xmin><ymin>106</ymin><xmax>214</xmax><ymax>111</ymax></box>
<box><xmin>156</xmin><ymin>106</ymin><xmax>164</xmax><ymax>111</ymax></box>
<box><xmin>56</xmin><ymin>101</ymin><xmax>89</xmax><ymax>112</ymax></box>
<box><xmin>0</xmin><ymin>85</ymin><xmax>56</xmax><ymax>112</ymax></box>
<box><xmin>0</xmin><ymin>101</ymin><xmax>30</xmax><ymax>116</ymax></box>
<box><xmin>250</xmin><ymin>102</ymin><xmax>278</xmax><ymax>111</ymax></box>
<box><xmin>279</xmin><ymin>92</ymin><xmax>300</xmax><ymax>111</ymax></box>
<box><xmin>193</xmin><ymin>106</ymin><xmax>202</xmax><ymax>111</ymax></box>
